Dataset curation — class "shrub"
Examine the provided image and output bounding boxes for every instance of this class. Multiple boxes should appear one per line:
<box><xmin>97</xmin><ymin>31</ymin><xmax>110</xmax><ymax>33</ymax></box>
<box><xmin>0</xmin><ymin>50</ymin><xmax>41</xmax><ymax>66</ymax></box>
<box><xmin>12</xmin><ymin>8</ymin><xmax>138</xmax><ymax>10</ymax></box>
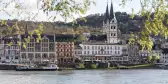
<box><xmin>79</xmin><ymin>63</ymin><xmax>85</xmax><ymax>68</ymax></box>
<box><xmin>91</xmin><ymin>64</ymin><xmax>97</xmax><ymax>69</ymax></box>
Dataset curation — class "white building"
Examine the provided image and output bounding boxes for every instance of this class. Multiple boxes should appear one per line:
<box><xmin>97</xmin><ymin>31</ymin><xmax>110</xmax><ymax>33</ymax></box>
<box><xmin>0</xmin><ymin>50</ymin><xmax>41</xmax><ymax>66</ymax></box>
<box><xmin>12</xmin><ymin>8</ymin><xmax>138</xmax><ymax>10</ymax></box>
<box><xmin>76</xmin><ymin>2</ymin><xmax>129</xmax><ymax>64</ymax></box>
<box><xmin>160</xmin><ymin>43</ymin><xmax>168</xmax><ymax>63</ymax></box>
<box><xmin>20</xmin><ymin>34</ymin><xmax>56</xmax><ymax>64</ymax></box>
<box><xmin>79</xmin><ymin>43</ymin><xmax>128</xmax><ymax>63</ymax></box>
<box><xmin>0</xmin><ymin>36</ymin><xmax>4</xmax><ymax>62</ymax></box>
<box><xmin>2</xmin><ymin>35</ymin><xmax>21</xmax><ymax>64</ymax></box>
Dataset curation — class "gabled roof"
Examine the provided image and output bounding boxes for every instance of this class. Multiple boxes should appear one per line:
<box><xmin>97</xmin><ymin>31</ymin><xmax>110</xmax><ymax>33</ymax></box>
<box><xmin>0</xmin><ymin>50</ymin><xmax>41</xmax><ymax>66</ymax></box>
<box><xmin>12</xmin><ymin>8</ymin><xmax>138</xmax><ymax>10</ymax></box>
<box><xmin>21</xmin><ymin>34</ymin><xmax>54</xmax><ymax>42</ymax></box>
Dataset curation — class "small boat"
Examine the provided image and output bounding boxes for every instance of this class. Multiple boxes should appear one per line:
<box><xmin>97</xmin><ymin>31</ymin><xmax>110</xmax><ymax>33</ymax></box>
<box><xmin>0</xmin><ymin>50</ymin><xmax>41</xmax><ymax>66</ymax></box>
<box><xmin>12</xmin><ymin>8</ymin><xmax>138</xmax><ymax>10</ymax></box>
<box><xmin>162</xmin><ymin>64</ymin><xmax>168</xmax><ymax>69</ymax></box>
<box><xmin>15</xmin><ymin>64</ymin><xmax>59</xmax><ymax>71</ymax></box>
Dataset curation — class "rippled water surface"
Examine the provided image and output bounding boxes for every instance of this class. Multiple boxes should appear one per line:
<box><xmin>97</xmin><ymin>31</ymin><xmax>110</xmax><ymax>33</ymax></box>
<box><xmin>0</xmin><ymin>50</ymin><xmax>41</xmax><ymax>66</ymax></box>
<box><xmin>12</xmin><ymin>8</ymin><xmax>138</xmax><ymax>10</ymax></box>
<box><xmin>0</xmin><ymin>69</ymin><xmax>168</xmax><ymax>84</ymax></box>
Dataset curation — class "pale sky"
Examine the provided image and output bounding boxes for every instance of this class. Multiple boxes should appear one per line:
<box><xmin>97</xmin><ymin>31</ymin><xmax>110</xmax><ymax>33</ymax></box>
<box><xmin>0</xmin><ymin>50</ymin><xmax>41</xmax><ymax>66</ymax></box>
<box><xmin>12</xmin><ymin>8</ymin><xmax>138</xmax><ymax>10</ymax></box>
<box><xmin>0</xmin><ymin>0</ymin><xmax>141</xmax><ymax>22</ymax></box>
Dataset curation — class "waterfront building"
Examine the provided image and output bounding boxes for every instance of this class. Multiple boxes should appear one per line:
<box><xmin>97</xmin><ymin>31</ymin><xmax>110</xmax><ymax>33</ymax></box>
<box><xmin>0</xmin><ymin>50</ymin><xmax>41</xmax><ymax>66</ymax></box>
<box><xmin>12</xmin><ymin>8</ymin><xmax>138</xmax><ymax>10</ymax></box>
<box><xmin>0</xmin><ymin>36</ymin><xmax>4</xmax><ymax>63</ymax></box>
<box><xmin>19</xmin><ymin>24</ymin><xmax>57</xmax><ymax>64</ymax></box>
<box><xmin>55</xmin><ymin>34</ymin><xmax>75</xmax><ymax>67</ymax></box>
<box><xmin>79</xmin><ymin>43</ymin><xmax>128</xmax><ymax>64</ymax></box>
<box><xmin>128</xmin><ymin>43</ymin><xmax>141</xmax><ymax>64</ymax></box>
<box><xmin>77</xmin><ymin>1</ymin><xmax>129</xmax><ymax>64</ymax></box>
<box><xmin>2</xmin><ymin>35</ymin><xmax>21</xmax><ymax>64</ymax></box>
<box><xmin>160</xmin><ymin>42</ymin><xmax>168</xmax><ymax>63</ymax></box>
<box><xmin>20</xmin><ymin>34</ymin><xmax>56</xmax><ymax>64</ymax></box>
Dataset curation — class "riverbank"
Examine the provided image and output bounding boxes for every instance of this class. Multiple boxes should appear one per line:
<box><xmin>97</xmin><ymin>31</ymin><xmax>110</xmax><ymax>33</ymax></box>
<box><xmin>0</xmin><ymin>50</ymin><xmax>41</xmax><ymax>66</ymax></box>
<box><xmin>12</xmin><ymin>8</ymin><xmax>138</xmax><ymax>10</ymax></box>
<box><xmin>59</xmin><ymin>64</ymin><xmax>159</xmax><ymax>70</ymax></box>
<box><xmin>0</xmin><ymin>63</ymin><xmax>159</xmax><ymax>71</ymax></box>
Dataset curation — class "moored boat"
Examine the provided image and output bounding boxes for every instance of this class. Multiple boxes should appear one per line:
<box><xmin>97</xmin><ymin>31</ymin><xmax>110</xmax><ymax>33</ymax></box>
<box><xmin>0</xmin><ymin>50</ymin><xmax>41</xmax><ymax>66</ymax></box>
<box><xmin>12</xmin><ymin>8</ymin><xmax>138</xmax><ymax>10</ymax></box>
<box><xmin>162</xmin><ymin>64</ymin><xmax>168</xmax><ymax>69</ymax></box>
<box><xmin>15</xmin><ymin>64</ymin><xmax>59</xmax><ymax>71</ymax></box>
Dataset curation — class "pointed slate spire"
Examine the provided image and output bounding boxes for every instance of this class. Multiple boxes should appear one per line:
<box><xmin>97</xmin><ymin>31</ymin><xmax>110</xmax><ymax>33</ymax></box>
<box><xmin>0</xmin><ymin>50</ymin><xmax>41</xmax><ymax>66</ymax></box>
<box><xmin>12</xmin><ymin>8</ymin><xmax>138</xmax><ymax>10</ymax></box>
<box><xmin>109</xmin><ymin>0</ymin><xmax>114</xmax><ymax>22</ymax></box>
<box><xmin>104</xmin><ymin>0</ymin><xmax>109</xmax><ymax>24</ymax></box>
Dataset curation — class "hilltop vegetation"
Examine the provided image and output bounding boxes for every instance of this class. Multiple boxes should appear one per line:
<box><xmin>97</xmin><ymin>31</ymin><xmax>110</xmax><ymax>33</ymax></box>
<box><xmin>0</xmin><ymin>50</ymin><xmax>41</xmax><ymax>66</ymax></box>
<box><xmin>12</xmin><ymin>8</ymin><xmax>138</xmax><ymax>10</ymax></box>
<box><xmin>0</xmin><ymin>12</ymin><xmax>145</xmax><ymax>35</ymax></box>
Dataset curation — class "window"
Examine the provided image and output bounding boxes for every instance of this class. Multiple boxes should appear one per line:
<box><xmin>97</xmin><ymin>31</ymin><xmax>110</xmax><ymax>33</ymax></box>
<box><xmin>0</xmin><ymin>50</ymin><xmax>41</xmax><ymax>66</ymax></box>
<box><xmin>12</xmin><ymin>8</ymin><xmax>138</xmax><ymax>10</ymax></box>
<box><xmin>92</xmin><ymin>51</ymin><xmax>94</xmax><ymax>54</ymax></box>
<box><xmin>111</xmin><ymin>57</ymin><xmax>113</xmax><ymax>60</ymax></box>
<box><xmin>92</xmin><ymin>46</ymin><xmax>94</xmax><ymax>49</ymax></box>
<box><xmin>110</xmin><ymin>46</ymin><xmax>112</xmax><ymax>49</ymax></box>
<box><xmin>87</xmin><ymin>51</ymin><xmax>89</xmax><ymax>54</ymax></box>
<box><xmin>111</xmin><ymin>34</ymin><xmax>113</xmax><ymax>36</ymax></box>
<box><xmin>87</xmin><ymin>46</ymin><xmax>89</xmax><ymax>49</ymax></box>
<box><xmin>107</xmin><ymin>51</ymin><xmax>109</xmax><ymax>54</ymax></box>
<box><xmin>115</xmin><ymin>51</ymin><xmax>117</xmax><ymax>54</ymax></box>
<box><xmin>114</xmin><ymin>26</ymin><xmax>116</xmax><ymax>29</ymax></box>
<box><xmin>84</xmin><ymin>51</ymin><xmax>86</xmax><ymax>54</ymax></box>
<box><xmin>16</xmin><ymin>51</ymin><xmax>19</xmax><ymax>55</ymax></box>
<box><xmin>6</xmin><ymin>56</ymin><xmax>9</xmax><ymax>59</ymax></box>
<box><xmin>15</xmin><ymin>56</ymin><xmax>18</xmax><ymax>59</ymax></box>
<box><xmin>111</xmin><ymin>26</ymin><xmax>113</xmax><ymax>29</ymax></box>
<box><xmin>107</xmin><ymin>46</ymin><xmax>109</xmax><ymax>49</ymax></box>
<box><xmin>84</xmin><ymin>46</ymin><xmax>86</xmax><ymax>49</ymax></box>
<box><xmin>118</xmin><ymin>51</ymin><xmax>120</xmax><ymax>54</ymax></box>
<box><xmin>95</xmin><ymin>46</ymin><xmax>97</xmax><ymax>49</ymax></box>
<box><xmin>114</xmin><ymin>33</ymin><xmax>116</xmax><ymax>36</ymax></box>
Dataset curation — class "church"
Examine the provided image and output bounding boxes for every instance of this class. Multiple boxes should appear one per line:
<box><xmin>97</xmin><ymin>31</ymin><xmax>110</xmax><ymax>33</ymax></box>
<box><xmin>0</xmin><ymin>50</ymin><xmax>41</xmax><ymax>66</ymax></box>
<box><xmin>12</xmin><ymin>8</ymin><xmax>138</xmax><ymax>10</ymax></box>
<box><xmin>76</xmin><ymin>1</ymin><xmax>129</xmax><ymax>64</ymax></box>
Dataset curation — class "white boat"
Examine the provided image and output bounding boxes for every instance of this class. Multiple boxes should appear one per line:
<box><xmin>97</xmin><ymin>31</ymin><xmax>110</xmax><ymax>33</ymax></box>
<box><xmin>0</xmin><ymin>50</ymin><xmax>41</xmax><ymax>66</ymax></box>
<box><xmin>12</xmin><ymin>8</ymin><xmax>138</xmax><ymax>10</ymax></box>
<box><xmin>16</xmin><ymin>64</ymin><xmax>59</xmax><ymax>71</ymax></box>
<box><xmin>42</xmin><ymin>64</ymin><xmax>59</xmax><ymax>69</ymax></box>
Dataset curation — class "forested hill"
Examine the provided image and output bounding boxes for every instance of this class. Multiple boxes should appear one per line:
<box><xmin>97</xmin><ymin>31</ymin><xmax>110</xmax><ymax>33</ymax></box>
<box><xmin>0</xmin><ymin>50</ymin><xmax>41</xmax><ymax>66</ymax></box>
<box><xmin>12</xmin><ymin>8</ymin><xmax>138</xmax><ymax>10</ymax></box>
<box><xmin>67</xmin><ymin>12</ymin><xmax>143</xmax><ymax>34</ymax></box>
<box><xmin>0</xmin><ymin>12</ymin><xmax>144</xmax><ymax>35</ymax></box>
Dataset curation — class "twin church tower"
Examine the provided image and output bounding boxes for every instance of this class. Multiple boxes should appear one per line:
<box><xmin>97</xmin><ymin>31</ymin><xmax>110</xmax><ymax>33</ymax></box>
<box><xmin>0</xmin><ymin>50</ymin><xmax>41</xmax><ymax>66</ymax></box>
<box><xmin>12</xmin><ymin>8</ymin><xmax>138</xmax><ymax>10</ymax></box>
<box><xmin>103</xmin><ymin>1</ymin><xmax>119</xmax><ymax>44</ymax></box>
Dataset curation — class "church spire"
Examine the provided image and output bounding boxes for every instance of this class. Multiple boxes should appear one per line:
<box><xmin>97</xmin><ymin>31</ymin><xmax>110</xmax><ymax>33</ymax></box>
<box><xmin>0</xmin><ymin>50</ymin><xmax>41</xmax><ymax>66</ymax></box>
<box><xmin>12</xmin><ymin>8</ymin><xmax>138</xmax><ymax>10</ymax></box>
<box><xmin>109</xmin><ymin>0</ymin><xmax>114</xmax><ymax>22</ymax></box>
<box><xmin>104</xmin><ymin>0</ymin><xmax>109</xmax><ymax>24</ymax></box>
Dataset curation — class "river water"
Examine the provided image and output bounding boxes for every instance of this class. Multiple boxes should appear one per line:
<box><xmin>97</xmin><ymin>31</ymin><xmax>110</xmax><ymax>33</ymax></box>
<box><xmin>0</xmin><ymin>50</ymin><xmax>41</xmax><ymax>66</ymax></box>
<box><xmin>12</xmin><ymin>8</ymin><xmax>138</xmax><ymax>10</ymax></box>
<box><xmin>0</xmin><ymin>69</ymin><xmax>168</xmax><ymax>84</ymax></box>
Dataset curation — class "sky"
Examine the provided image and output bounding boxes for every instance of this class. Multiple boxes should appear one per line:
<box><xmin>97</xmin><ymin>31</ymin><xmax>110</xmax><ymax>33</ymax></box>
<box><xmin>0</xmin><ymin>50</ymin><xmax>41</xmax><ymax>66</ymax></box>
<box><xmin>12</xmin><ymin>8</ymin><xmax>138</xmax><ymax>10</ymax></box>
<box><xmin>0</xmin><ymin>0</ymin><xmax>141</xmax><ymax>22</ymax></box>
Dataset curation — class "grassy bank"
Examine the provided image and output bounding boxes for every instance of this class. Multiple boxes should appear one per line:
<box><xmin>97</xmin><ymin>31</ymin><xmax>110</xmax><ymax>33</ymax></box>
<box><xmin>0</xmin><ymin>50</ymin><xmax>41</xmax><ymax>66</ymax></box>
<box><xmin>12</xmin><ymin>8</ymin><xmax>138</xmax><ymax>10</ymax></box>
<box><xmin>116</xmin><ymin>64</ymin><xmax>155</xmax><ymax>69</ymax></box>
<box><xmin>77</xmin><ymin>64</ymin><xmax>155</xmax><ymax>70</ymax></box>
<box><xmin>59</xmin><ymin>64</ymin><xmax>156</xmax><ymax>71</ymax></box>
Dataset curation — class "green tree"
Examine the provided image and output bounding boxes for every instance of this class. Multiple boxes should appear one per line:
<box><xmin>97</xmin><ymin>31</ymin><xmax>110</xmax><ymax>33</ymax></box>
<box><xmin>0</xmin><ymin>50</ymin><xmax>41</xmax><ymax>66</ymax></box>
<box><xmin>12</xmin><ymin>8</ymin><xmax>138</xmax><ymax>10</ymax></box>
<box><xmin>123</xmin><ymin>0</ymin><xmax>168</xmax><ymax>51</ymax></box>
<box><xmin>77</xmin><ymin>34</ymin><xmax>86</xmax><ymax>42</ymax></box>
<box><xmin>0</xmin><ymin>0</ymin><xmax>95</xmax><ymax>47</ymax></box>
<box><xmin>148</xmin><ymin>54</ymin><xmax>161</xmax><ymax>63</ymax></box>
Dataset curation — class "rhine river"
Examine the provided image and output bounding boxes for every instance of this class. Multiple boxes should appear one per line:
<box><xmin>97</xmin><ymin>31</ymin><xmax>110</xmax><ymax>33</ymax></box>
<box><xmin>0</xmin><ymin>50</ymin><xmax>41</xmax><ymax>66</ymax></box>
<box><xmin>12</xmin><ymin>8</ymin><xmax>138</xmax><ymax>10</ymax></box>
<box><xmin>0</xmin><ymin>69</ymin><xmax>168</xmax><ymax>84</ymax></box>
